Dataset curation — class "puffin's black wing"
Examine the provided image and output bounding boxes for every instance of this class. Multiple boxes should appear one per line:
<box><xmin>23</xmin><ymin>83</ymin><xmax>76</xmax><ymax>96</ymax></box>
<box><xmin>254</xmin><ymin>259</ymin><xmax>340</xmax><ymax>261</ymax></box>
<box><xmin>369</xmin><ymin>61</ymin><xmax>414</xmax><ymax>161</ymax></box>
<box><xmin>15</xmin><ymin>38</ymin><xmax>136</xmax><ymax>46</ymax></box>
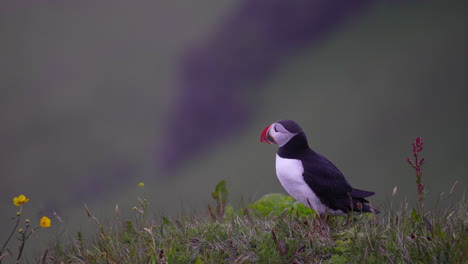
<box><xmin>301</xmin><ymin>152</ymin><xmax>356</xmax><ymax>212</ymax></box>
<box><xmin>277</xmin><ymin>131</ymin><xmax>375</xmax><ymax>213</ymax></box>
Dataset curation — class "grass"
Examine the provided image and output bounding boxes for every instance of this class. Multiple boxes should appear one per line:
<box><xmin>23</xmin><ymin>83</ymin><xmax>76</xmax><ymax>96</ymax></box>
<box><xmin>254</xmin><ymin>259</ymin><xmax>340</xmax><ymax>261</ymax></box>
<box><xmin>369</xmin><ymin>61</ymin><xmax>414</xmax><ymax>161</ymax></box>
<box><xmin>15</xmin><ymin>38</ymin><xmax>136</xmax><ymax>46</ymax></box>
<box><xmin>2</xmin><ymin>139</ymin><xmax>468</xmax><ymax>263</ymax></box>
<box><xmin>43</xmin><ymin>184</ymin><xmax>466</xmax><ymax>264</ymax></box>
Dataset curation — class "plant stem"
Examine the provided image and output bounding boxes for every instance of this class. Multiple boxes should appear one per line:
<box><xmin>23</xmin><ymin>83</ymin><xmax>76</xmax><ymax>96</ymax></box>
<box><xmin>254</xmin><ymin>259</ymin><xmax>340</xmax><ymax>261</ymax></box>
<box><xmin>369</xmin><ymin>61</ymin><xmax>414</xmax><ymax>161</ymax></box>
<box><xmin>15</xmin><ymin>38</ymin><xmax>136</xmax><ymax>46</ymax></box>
<box><xmin>408</xmin><ymin>137</ymin><xmax>425</xmax><ymax>217</ymax></box>
<box><xmin>0</xmin><ymin>207</ymin><xmax>22</xmax><ymax>264</ymax></box>
<box><xmin>16</xmin><ymin>228</ymin><xmax>28</xmax><ymax>261</ymax></box>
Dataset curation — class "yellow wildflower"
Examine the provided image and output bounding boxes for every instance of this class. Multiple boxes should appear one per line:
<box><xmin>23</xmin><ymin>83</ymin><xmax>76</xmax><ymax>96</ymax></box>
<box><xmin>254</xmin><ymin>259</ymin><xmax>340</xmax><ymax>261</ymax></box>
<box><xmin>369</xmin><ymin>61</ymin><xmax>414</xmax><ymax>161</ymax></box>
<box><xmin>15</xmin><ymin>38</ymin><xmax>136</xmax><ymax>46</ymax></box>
<box><xmin>13</xmin><ymin>194</ymin><xmax>30</xmax><ymax>206</ymax></box>
<box><xmin>138</xmin><ymin>182</ymin><xmax>144</xmax><ymax>187</ymax></box>
<box><xmin>40</xmin><ymin>216</ymin><xmax>51</xmax><ymax>228</ymax></box>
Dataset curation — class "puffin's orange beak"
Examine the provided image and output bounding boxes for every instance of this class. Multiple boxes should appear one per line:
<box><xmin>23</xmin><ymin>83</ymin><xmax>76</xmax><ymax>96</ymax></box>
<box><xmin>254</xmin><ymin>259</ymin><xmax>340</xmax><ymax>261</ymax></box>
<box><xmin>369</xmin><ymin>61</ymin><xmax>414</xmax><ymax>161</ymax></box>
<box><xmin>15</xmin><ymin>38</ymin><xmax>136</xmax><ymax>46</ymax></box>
<box><xmin>260</xmin><ymin>125</ymin><xmax>275</xmax><ymax>144</ymax></box>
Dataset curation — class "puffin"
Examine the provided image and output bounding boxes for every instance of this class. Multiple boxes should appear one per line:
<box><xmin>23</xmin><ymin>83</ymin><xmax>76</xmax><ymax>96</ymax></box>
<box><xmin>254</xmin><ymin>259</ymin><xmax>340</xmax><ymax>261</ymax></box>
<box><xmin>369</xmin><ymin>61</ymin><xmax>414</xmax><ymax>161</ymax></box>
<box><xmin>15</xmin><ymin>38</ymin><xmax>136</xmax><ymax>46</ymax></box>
<box><xmin>260</xmin><ymin>119</ymin><xmax>377</xmax><ymax>216</ymax></box>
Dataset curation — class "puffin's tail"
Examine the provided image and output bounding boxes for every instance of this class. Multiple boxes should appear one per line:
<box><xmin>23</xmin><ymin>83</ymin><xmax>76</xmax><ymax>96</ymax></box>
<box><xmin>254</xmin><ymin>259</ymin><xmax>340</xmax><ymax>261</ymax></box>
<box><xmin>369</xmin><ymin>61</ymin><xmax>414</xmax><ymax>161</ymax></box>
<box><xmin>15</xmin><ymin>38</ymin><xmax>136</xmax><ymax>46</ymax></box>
<box><xmin>351</xmin><ymin>188</ymin><xmax>375</xmax><ymax>198</ymax></box>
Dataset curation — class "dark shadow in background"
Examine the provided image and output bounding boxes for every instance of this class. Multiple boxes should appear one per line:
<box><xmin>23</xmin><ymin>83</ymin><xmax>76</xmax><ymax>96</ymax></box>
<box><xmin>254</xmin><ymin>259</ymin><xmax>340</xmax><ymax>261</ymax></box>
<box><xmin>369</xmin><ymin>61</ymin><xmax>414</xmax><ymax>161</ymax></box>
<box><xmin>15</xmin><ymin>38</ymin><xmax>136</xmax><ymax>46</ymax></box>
<box><xmin>160</xmin><ymin>0</ymin><xmax>377</xmax><ymax>173</ymax></box>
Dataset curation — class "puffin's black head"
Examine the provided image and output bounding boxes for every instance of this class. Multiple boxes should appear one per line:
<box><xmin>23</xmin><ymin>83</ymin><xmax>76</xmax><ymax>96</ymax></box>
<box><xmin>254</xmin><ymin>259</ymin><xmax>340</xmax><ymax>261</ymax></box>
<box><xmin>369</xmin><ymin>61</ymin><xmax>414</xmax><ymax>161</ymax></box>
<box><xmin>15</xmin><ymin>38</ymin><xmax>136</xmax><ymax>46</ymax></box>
<box><xmin>260</xmin><ymin>120</ymin><xmax>304</xmax><ymax>147</ymax></box>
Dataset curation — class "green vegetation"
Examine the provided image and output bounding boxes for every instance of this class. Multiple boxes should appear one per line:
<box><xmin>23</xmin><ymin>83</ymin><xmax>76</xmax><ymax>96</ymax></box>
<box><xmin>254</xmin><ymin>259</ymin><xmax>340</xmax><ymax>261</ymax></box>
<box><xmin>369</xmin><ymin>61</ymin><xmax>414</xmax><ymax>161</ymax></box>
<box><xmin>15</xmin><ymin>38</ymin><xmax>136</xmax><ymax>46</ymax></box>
<box><xmin>1</xmin><ymin>182</ymin><xmax>466</xmax><ymax>263</ymax></box>
<box><xmin>2</xmin><ymin>139</ymin><xmax>467</xmax><ymax>263</ymax></box>
<box><xmin>43</xmin><ymin>182</ymin><xmax>466</xmax><ymax>264</ymax></box>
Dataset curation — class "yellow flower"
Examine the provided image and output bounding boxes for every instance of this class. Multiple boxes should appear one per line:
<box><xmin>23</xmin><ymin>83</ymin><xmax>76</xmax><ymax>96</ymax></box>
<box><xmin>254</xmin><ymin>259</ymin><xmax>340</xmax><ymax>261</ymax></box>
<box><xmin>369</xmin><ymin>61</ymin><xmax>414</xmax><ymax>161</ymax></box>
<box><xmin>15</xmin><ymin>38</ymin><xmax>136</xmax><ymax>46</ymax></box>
<box><xmin>13</xmin><ymin>195</ymin><xmax>30</xmax><ymax>206</ymax></box>
<box><xmin>40</xmin><ymin>216</ymin><xmax>51</xmax><ymax>228</ymax></box>
<box><xmin>138</xmin><ymin>182</ymin><xmax>144</xmax><ymax>187</ymax></box>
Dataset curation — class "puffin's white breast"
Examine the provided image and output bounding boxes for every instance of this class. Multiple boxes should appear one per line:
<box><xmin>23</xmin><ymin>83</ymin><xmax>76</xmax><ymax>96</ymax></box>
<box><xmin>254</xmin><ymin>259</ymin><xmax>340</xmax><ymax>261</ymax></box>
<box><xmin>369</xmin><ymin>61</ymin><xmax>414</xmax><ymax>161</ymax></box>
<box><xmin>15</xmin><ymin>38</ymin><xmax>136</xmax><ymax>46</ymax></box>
<box><xmin>275</xmin><ymin>154</ymin><xmax>328</xmax><ymax>214</ymax></box>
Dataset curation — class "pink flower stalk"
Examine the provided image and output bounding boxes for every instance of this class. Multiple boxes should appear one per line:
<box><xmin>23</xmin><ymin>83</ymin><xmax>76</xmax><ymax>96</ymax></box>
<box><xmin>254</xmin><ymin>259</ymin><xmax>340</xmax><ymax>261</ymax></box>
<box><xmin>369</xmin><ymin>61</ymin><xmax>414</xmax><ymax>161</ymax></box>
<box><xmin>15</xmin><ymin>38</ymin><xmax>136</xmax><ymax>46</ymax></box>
<box><xmin>407</xmin><ymin>137</ymin><xmax>425</xmax><ymax>216</ymax></box>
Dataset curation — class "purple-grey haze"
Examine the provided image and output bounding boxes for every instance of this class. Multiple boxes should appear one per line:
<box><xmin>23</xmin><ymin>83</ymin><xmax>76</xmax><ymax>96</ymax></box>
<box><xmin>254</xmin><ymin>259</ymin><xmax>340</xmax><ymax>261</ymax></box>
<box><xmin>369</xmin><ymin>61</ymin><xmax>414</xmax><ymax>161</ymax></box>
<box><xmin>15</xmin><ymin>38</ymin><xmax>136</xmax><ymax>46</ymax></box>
<box><xmin>160</xmin><ymin>0</ymin><xmax>374</xmax><ymax>173</ymax></box>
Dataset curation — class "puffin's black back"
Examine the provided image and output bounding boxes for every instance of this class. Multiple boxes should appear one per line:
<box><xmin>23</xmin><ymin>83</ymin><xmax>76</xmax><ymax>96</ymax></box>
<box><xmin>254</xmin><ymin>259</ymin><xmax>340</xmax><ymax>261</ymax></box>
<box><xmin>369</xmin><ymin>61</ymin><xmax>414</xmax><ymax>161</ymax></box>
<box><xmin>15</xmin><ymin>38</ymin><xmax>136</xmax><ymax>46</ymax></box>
<box><xmin>278</xmin><ymin>130</ymin><xmax>375</xmax><ymax>213</ymax></box>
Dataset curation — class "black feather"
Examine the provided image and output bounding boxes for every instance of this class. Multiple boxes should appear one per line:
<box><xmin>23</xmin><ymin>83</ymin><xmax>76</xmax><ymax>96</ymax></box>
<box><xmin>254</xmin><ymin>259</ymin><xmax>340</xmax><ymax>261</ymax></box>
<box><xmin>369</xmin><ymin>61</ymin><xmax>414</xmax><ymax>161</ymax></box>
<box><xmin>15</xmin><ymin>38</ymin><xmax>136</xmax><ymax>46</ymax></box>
<box><xmin>277</xmin><ymin>131</ymin><xmax>376</xmax><ymax>214</ymax></box>
<box><xmin>351</xmin><ymin>188</ymin><xmax>375</xmax><ymax>198</ymax></box>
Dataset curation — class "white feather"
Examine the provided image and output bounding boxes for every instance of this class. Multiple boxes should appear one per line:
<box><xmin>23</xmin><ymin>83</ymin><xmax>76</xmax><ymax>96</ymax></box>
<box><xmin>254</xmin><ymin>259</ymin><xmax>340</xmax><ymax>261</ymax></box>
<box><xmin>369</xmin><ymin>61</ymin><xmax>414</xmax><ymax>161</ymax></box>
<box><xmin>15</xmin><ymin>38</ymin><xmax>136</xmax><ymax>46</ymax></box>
<box><xmin>275</xmin><ymin>154</ymin><xmax>345</xmax><ymax>216</ymax></box>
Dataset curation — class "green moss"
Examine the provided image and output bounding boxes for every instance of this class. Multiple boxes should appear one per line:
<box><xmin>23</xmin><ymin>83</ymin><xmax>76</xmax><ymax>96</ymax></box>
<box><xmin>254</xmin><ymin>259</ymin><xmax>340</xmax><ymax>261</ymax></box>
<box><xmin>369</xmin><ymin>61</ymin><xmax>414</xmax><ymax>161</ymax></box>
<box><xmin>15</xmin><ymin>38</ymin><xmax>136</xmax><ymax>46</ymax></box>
<box><xmin>249</xmin><ymin>193</ymin><xmax>317</xmax><ymax>218</ymax></box>
<box><xmin>329</xmin><ymin>254</ymin><xmax>349</xmax><ymax>264</ymax></box>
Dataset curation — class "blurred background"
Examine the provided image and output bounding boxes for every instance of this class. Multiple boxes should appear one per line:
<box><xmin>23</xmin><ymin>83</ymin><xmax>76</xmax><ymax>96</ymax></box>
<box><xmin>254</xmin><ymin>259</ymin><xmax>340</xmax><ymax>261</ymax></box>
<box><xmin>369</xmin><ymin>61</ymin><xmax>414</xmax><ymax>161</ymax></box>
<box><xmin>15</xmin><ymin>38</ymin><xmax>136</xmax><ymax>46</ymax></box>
<box><xmin>1</xmin><ymin>0</ymin><xmax>467</xmax><ymax>251</ymax></box>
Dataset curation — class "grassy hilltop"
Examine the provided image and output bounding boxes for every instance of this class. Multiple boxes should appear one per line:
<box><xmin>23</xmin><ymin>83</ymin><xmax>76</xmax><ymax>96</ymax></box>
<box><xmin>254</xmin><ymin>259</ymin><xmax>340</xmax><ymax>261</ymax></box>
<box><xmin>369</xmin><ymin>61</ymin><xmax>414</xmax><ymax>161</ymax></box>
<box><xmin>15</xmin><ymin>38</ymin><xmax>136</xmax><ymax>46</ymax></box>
<box><xmin>1</xmin><ymin>140</ymin><xmax>467</xmax><ymax>263</ymax></box>
<box><xmin>2</xmin><ymin>181</ymin><xmax>466</xmax><ymax>264</ymax></box>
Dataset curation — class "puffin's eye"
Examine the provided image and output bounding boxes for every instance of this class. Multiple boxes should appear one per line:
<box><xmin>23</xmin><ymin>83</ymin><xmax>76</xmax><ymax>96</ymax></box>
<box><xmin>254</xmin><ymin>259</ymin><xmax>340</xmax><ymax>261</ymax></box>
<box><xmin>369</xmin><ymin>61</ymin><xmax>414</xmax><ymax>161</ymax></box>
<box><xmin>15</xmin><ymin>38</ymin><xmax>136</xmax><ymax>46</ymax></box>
<box><xmin>273</xmin><ymin>126</ymin><xmax>278</xmax><ymax>132</ymax></box>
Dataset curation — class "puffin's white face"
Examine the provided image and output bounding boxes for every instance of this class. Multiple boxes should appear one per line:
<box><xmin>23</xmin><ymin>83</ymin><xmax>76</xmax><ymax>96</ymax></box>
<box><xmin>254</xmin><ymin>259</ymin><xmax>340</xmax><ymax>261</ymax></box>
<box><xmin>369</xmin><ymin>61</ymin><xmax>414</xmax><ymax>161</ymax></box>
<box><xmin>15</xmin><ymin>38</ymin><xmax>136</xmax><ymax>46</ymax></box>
<box><xmin>260</xmin><ymin>122</ymin><xmax>298</xmax><ymax>147</ymax></box>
